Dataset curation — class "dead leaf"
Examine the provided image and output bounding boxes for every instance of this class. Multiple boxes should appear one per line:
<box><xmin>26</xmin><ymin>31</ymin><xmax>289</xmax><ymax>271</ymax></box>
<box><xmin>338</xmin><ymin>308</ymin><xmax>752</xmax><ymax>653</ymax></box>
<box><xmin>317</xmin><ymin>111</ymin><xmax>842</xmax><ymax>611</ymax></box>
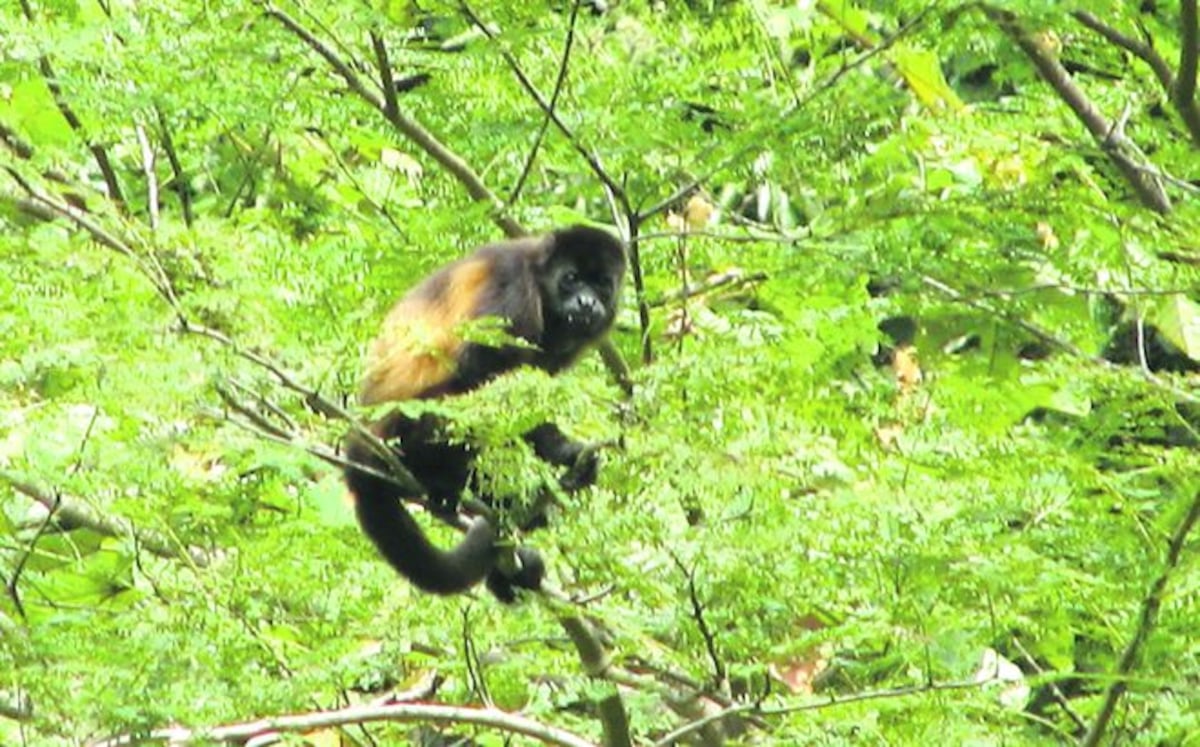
<box><xmin>893</xmin><ymin>345</ymin><xmax>922</xmax><ymax>393</ymax></box>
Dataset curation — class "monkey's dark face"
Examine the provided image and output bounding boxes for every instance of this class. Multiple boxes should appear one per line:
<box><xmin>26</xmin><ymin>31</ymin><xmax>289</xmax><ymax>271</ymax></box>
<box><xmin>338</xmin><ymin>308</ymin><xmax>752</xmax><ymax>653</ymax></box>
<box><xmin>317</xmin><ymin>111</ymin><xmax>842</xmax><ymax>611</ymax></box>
<box><xmin>547</xmin><ymin>262</ymin><xmax>617</xmax><ymax>336</ymax></box>
<box><xmin>532</xmin><ymin>226</ymin><xmax>625</xmax><ymax>363</ymax></box>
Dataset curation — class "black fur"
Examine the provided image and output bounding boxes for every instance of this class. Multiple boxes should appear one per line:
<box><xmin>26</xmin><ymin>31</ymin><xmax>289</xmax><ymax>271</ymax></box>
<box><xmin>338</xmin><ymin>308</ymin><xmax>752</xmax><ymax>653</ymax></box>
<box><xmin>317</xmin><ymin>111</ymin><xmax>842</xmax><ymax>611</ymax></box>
<box><xmin>345</xmin><ymin>225</ymin><xmax>625</xmax><ymax>601</ymax></box>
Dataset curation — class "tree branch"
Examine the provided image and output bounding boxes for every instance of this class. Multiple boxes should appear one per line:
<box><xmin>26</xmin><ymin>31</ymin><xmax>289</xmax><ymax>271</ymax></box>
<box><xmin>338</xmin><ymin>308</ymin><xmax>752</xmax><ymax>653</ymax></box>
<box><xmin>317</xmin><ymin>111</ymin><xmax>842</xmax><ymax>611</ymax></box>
<box><xmin>92</xmin><ymin>701</ymin><xmax>598</xmax><ymax>747</ymax></box>
<box><xmin>1081</xmin><ymin>489</ymin><xmax>1200</xmax><ymax>747</ymax></box>
<box><xmin>1</xmin><ymin>472</ymin><xmax>211</xmax><ymax>567</ymax></box>
<box><xmin>1072</xmin><ymin>9</ymin><xmax>1200</xmax><ymax>146</ymax></box>
<box><xmin>983</xmin><ymin>5</ymin><xmax>1172</xmax><ymax>213</ymax></box>
<box><xmin>1177</xmin><ymin>0</ymin><xmax>1199</xmax><ymax>140</ymax></box>
<box><xmin>459</xmin><ymin>1</ymin><xmax>627</xmax><ymax>210</ymax></box>
<box><xmin>19</xmin><ymin>0</ymin><xmax>125</xmax><ymax>210</ymax></box>
<box><xmin>259</xmin><ymin>1</ymin><xmax>524</xmax><ymax>238</ymax></box>
<box><xmin>154</xmin><ymin>105</ymin><xmax>194</xmax><ymax>226</ymax></box>
<box><xmin>261</xmin><ymin>1</ymin><xmax>630</xmax><ymax>387</ymax></box>
<box><xmin>501</xmin><ymin>0</ymin><xmax>581</xmax><ymax>206</ymax></box>
<box><xmin>1072</xmin><ymin>11</ymin><xmax>1175</xmax><ymax>91</ymax></box>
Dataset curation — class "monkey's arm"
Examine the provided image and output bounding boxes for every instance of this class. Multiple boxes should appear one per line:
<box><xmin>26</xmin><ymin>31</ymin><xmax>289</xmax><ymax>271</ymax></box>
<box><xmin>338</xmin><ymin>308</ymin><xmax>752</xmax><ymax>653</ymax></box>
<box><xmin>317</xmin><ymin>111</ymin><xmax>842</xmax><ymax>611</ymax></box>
<box><xmin>523</xmin><ymin>422</ymin><xmax>601</xmax><ymax>491</ymax></box>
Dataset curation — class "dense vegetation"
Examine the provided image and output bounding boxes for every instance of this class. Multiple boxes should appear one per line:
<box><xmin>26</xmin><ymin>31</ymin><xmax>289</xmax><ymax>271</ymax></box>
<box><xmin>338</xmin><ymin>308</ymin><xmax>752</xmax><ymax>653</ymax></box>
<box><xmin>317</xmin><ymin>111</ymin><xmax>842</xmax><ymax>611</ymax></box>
<box><xmin>2</xmin><ymin>1</ymin><xmax>1198</xmax><ymax>744</ymax></box>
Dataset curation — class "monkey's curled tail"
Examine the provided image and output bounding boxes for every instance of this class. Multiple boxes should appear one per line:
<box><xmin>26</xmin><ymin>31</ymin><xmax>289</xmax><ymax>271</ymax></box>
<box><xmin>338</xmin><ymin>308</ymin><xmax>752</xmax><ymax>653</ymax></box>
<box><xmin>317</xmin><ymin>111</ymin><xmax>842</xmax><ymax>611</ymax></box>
<box><xmin>344</xmin><ymin>429</ymin><xmax>499</xmax><ymax>595</ymax></box>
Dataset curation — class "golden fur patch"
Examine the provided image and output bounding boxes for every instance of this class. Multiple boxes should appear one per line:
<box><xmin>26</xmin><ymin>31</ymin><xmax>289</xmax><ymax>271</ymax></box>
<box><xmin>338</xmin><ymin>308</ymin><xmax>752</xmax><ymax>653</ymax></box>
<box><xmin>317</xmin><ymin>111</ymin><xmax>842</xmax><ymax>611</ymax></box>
<box><xmin>360</xmin><ymin>260</ymin><xmax>489</xmax><ymax>404</ymax></box>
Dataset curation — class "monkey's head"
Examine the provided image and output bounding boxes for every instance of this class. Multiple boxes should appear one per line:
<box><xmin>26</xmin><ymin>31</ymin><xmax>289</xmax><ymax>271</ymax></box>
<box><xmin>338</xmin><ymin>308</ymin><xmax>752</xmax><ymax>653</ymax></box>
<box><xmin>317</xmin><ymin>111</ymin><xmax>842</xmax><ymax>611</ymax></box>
<box><xmin>537</xmin><ymin>225</ymin><xmax>626</xmax><ymax>341</ymax></box>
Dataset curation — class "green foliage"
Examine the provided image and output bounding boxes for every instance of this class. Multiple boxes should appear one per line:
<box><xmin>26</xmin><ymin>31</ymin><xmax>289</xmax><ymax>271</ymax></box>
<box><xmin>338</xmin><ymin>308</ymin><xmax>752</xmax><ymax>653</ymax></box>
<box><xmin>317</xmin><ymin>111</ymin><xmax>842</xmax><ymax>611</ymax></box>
<box><xmin>2</xmin><ymin>0</ymin><xmax>1199</xmax><ymax>745</ymax></box>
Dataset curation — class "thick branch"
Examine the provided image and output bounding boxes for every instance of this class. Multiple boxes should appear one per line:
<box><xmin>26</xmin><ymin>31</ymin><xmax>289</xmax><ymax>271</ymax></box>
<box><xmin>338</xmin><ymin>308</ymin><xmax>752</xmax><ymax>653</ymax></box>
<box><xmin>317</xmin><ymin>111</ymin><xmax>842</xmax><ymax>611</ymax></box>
<box><xmin>1178</xmin><ymin>0</ymin><xmax>1199</xmax><ymax>131</ymax></box>
<box><xmin>984</xmin><ymin>6</ymin><xmax>1171</xmax><ymax>212</ymax></box>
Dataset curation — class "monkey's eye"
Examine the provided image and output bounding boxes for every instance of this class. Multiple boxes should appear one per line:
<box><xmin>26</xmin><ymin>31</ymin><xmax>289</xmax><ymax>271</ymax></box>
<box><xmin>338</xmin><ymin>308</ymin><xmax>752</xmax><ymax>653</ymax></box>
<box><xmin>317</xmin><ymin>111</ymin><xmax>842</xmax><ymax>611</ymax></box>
<box><xmin>559</xmin><ymin>270</ymin><xmax>580</xmax><ymax>288</ymax></box>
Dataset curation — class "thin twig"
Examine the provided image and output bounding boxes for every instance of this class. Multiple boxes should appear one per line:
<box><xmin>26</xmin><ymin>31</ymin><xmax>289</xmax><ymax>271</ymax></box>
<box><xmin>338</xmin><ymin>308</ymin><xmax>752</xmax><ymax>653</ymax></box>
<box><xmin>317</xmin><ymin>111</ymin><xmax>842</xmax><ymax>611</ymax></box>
<box><xmin>459</xmin><ymin>1</ymin><xmax>627</xmax><ymax>211</ymax></box>
<box><xmin>651</xmin><ymin>270</ymin><xmax>769</xmax><ymax>307</ymax></box>
<box><xmin>1009</xmin><ymin>636</ymin><xmax>1087</xmax><ymax>733</ymax></box>
<box><xmin>3</xmin><ymin>166</ymin><xmax>175</xmax><ymax>302</ymax></box>
<box><xmin>503</xmin><ymin>0</ymin><xmax>582</xmax><ymax>205</ymax></box>
<box><xmin>259</xmin><ymin>1</ymin><xmax>524</xmax><ymax>238</ymax></box>
<box><xmin>920</xmin><ymin>275</ymin><xmax>1097</xmax><ymax>361</ymax></box>
<box><xmin>671</xmin><ymin>554</ymin><xmax>725</xmax><ymax>685</ymax></box>
<box><xmin>639</xmin><ymin>2</ymin><xmax>936</xmax><ymax>223</ymax></box>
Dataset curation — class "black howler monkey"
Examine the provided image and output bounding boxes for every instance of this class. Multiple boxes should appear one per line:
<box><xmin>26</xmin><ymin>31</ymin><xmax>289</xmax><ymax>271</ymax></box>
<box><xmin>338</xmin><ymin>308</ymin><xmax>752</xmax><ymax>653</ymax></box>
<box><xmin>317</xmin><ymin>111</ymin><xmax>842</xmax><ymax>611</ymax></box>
<box><xmin>344</xmin><ymin>225</ymin><xmax>626</xmax><ymax>602</ymax></box>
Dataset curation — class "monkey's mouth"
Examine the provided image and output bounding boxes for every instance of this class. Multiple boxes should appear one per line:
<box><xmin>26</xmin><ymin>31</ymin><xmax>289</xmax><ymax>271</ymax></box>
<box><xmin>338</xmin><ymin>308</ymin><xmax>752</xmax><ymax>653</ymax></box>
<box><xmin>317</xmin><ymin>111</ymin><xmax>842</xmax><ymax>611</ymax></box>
<box><xmin>563</xmin><ymin>311</ymin><xmax>605</xmax><ymax>333</ymax></box>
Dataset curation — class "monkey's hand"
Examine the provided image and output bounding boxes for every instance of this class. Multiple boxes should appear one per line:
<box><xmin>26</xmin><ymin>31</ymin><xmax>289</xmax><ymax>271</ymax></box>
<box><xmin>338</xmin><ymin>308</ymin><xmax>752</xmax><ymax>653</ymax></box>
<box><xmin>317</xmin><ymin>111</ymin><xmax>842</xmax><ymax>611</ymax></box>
<box><xmin>560</xmin><ymin>443</ymin><xmax>601</xmax><ymax>492</ymax></box>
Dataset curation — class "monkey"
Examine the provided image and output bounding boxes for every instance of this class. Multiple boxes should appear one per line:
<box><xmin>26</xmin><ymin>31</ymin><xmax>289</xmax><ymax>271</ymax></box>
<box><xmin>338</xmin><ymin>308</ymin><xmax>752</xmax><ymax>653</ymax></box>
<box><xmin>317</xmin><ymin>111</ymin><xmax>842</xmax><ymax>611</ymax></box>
<box><xmin>343</xmin><ymin>225</ymin><xmax>626</xmax><ymax>602</ymax></box>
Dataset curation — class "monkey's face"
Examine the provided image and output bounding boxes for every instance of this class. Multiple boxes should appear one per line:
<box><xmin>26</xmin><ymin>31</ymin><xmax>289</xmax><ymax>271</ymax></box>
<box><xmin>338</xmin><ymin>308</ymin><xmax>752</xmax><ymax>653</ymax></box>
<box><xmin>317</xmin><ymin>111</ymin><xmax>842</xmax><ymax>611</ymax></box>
<box><xmin>545</xmin><ymin>260</ymin><xmax>619</xmax><ymax>338</ymax></box>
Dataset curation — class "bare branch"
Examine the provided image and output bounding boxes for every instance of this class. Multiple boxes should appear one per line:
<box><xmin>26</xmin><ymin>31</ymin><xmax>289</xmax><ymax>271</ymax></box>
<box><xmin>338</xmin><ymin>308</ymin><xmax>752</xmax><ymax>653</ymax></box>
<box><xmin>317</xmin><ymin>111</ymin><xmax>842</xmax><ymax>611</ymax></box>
<box><xmin>369</xmin><ymin>30</ymin><xmax>399</xmax><ymax>120</ymax></box>
<box><xmin>459</xmin><ymin>1</ymin><xmax>628</xmax><ymax>212</ymax></box>
<box><xmin>154</xmin><ymin>105</ymin><xmax>194</xmax><ymax>226</ymax></box>
<box><xmin>2</xmin><ymin>166</ymin><xmax>176</xmax><ymax>303</ymax></box>
<box><xmin>1072</xmin><ymin>12</ymin><xmax>1175</xmax><ymax>91</ymax></box>
<box><xmin>671</xmin><ymin>554</ymin><xmax>724</xmax><ymax>685</ymax></box>
<box><xmin>1178</xmin><ymin>0</ymin><xmax>1199</xmax><ymax>135</ymax></box>
<box><xmin>178</xmin><ymin>321</ymin><xmax>423</xmax><ymax>495</ymax></box>
<box><xmin>495</xmin><ymin>0</ymin><xmax>582</xmax><ymax>205</ymax></box>
<box><xmin>91</xmin><ymin>701</ymin><xmax>598</xmax><ymax>747</ymax></box>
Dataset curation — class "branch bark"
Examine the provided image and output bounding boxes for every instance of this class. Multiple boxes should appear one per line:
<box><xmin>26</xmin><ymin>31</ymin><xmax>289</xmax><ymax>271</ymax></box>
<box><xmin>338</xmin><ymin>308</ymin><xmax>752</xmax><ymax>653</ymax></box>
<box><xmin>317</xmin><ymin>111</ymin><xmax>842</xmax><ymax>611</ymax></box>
<box><xmin>1072</xmin><ymin>8</ymin><xmax>1200</xmax><ymax>146</ymax></box>
<box><xmin>984</xmin><ymin>5</ymin><xmax>1172</xmax><ymax>213</ymax></box>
